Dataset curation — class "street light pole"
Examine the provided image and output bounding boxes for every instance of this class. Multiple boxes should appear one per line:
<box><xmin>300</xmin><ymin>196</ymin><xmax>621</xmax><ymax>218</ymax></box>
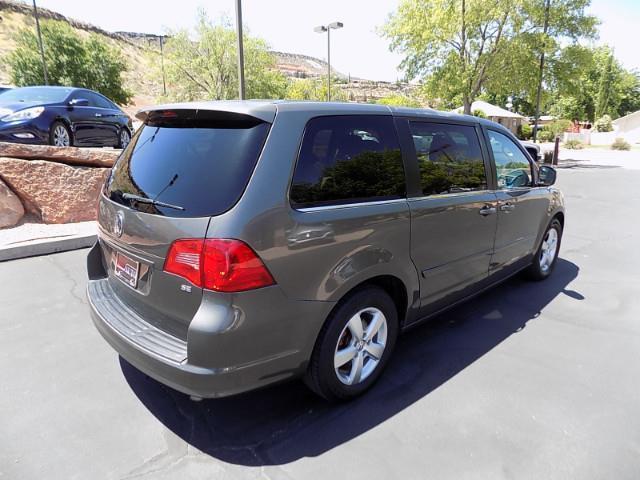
<box><xmin>533</xmin><ymin>0</ymin><xmax>551</xmax><ymax>143</ymax></box>
<box><xmin>314</xmin><ymin>22</ymin><xmax>343</xmax><ymax>101</ymax></box>
<box><xmin>235</xmin><ymin>0</ymin><xmax>246</xmax><ymax>100</ymax></box>
<box><xmin>159</xmin><ymin>35</ymin><xmax>166</xmax><ymax>96</ymax></box>
<box><xmin>32</xmin><ymin>0</ymin><xmax>48</xmax><ymax>85</ymax></box>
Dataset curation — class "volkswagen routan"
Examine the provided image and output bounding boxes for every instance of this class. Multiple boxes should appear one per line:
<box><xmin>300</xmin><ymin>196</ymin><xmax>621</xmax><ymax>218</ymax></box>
<box><xmin>87</xmin><ymin>101</ymin><xmax>564</xmax><ymax>401</ymax></box>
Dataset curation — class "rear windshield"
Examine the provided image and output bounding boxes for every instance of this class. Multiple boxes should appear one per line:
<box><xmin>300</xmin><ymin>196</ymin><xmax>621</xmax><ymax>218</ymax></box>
<box><xmin>105</xmin><ymin>110</ymin><xmax>270</xmax><ymax>218</ymax></box>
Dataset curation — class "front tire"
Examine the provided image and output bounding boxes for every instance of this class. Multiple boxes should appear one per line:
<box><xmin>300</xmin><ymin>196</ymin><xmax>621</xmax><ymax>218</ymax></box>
<box><xmin>49</xmin><ymin>121</ymin><xmax>72</xmax><ymax>147</ymax></box>
<box><xmin>305</xmin><ymin>286</ymin><xmax>398</xmax><ymax>402</ymax></box>
<box><xmin>526</xmin><ymin>218</ymin><xmax>562</xmax><ymax>281</ymax></box>
<box><xmin>117</xmin><ymin>128</ymin><xmax>131</xmax><ymax>149</ymax></box>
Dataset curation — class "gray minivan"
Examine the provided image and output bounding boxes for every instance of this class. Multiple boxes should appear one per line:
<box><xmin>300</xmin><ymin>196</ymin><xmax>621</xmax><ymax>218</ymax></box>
<box><xmin>87</xmin><ymin>101</ymin><xmax>564</xmax><ymax>401</ymax></box>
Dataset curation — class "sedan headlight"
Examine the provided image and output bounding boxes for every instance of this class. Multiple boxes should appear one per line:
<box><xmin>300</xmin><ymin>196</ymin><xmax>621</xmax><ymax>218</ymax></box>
<box><xmin>1</xmin><ymin>106</ymin><xmax>45</xmax><ymax>122</ymax></box>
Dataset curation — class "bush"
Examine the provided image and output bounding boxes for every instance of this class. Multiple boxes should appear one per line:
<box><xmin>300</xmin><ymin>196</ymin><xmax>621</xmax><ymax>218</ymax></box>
<box><xmin>594</xmin><ymin>115</ymin><xmax>613</xmax><ymax>132</ymax></box>
<box><xmin>546</xmin><ymin>119</ymin><xmax>573</xmax><ymax>139</ymax></box>
<box><xmin>472</xmin><ymin>109</ymin><xmax>487</xmax><ymax>118</ymax></box>
<box><xmin>611</xmin><ymin>138</ymin><xmax>631</xmax><ymax>150</ymax></box>
<box><xmin>537</xmin><ymin>129</ymin><xmax>554</xmax><ymax>142</ymax></box>
<box><xmin>376</xmin><ymin>94</ymin><xmax>423</xmax><ymax>108</ymax></box>
<box><xmin>8</xmin><ymin>20</ymin><xmax>131</xmax><ymax>104</ymax></box>
<box><xmin>518</xmin><ymin>123</ymin><xmax>532</xmax><ymax>140</ymax></box>
<box><xmin>564</xmin><ymin>139</ymin><xmax>584</xmax><ymax>149</ymax></box>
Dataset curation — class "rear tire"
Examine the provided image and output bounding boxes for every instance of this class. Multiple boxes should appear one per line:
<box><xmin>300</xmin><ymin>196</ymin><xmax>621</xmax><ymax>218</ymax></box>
<box><xmin>525</xmin><ymin>218</ymin><xmax>562</xmax><ymax>281</ymax></box>
<box><xmin>49</xmin><ymin>121</ymin><xmax>72</xmax><ymax>147</ymax></box>
<box><xmin>305</xmin><ymin>286</ymin><xmax>398</xmax><ymax>402</ymax></box>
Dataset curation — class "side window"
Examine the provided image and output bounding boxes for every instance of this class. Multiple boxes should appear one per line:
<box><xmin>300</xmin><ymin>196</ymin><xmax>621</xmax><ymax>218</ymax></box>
<box><xmin>410</xmin><ymin>122</ymin><xmax>488</xmax><ymax>196</ymax></box>
<box><xmin>290</xmin><ymin>116</ymin><xmax>405</xmax><ymax>208</ymax></box>
<box><xmin>487</xmin><ymin>130</ymin><xmax>533</xmax><ymax>189</ymax></box>
<box><xmin>85</xmin><ymin>92</ymin><xmax>111</xmax><ymax>109</ymax></box>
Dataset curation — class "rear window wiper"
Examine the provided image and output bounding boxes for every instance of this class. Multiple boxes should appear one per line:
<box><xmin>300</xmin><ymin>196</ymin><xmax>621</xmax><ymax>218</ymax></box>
<box><xmin>122</xmin><ymin>193</ymin><xmax>185</xmax><ymax>211</ymax></box>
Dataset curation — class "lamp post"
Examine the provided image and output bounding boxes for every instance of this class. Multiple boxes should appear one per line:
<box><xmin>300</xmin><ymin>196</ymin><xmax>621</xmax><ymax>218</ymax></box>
<box><xmin>32</xmin><ymin>0</ymin><xmax>48</xmax><ymax>85</ymax></box>
<box><xmin>235</xmin><ymin>0</ymin><xmax>246</xmax><ymax>100</ymax></box>
<box><xmin>314</xmin><ymin>21</ymin><xmax>343</xmax><ymax>101</ymax></box>
<box><xmin>159</xmin><ymin>35</ymin><xmax>166</xmax><ymax>96</ymax></box>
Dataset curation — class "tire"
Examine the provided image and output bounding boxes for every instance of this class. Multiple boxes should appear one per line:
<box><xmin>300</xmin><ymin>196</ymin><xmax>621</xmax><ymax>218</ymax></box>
<box><xmin>525</xmin><ymin>218</ymin><xmax>563</xmax><ymax>281</ymax></box>
<box><xmin>305</xmin><ymin>286</ymin><xmax>399</xmax><ymax>402</ymax></box>
<box><xmin>49</xmin><ymin>121</ymin><xmax>72</xmax><ymax>147</ymax></box>
<box><xmin>117</xmin><ymin>127</ymin><xmax>131</xmax><ymax>149</ymax></box>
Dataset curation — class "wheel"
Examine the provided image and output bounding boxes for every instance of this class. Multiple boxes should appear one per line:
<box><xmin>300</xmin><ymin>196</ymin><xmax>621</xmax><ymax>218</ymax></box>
<box><xmin>49</xmin><ymin>121</ymin><xmax>72</xmax><ymax>147</ymax></box>
<box><xmin>117</xmin><ymin>128</ymin><xmax>131</xmax><ymax>149</ymax></box>
<box><xmin>525</xmin><ymin>218</ymin><xmax>562</xmax><ymax>281</ymax></box>
<box><xmin>305</xmin><ymin>286</ymin><xmax>398</xmax><ymax>401</ymax></box>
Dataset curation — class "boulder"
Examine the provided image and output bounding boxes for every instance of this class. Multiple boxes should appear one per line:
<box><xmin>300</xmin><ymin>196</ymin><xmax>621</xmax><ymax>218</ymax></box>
<box><xmin>0</xmin><ymin>142</ymin><xmax>119</xmax><ymax>168</ymax></box>
<box><xmin>0</xmin><ymin>158</ymin><xmax>110</xmax><ymax>224</ymax></box>
<box><xmin>0</xmin><ymin>177</ymin><xmax>24</xmax><ymax>228</ymax></box>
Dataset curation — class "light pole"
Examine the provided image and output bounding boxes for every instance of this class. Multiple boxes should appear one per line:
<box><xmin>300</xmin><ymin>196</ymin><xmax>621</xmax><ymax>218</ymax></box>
<box><xmin>159</xmin><ymin>35</ymin><xmax>166</xmax><ymax>96</ymax></box>
<box><xmin>32</xmin><ymin>0</ymin><xmax>48</xmax><ymax>85</ymax></box>
<box><xmin>235</xmin><ymin>0</ymin><xmax>246</xmax><ymax>100</ymax></box>
<box><xmin>314</xmin><ymin>21</ymin><xmax>343</xmax><ymax>101</ymax></box>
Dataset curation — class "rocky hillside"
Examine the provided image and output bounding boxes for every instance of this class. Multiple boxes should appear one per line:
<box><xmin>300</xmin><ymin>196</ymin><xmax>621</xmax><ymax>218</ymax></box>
<box><xmin>0</xmin><ymin>0</ymin><xmax>416</xmax><ymax>108</ymax></box>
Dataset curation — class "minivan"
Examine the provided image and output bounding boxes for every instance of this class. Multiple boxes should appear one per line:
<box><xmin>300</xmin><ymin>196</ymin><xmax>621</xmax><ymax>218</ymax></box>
<box><xmin>87</xmin><ymin>101</ymin><xmax>564</xmax><ymax>401</ymax></box>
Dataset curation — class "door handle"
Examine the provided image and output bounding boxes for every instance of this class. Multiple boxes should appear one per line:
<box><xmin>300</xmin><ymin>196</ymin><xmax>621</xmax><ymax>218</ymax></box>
<box><xmin>94</xmin><ymin>113</ymin><xmax>102</xmax><ymax>117</ymax></box>
<box><xmin>479</xmin><ymin>205</ymin><xmax>497</xmax><ymax>216</ymax></box>
<box><xmin>500</xmin><ymin>203</ymin><xmax>515</xmax><ymax>212</ymax></box>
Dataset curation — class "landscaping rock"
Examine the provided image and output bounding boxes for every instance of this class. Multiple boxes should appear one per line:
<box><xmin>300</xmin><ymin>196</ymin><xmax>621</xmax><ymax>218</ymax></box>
<box><xmin>0</xmin><ymin>177</ymin><xmax>24</xmax><ymax>228</ymax></box>
<box><xmin>0</xmin><ymin>158</ymin><xmax>110</xmax><ymax>224</ymax></box>
<box><xmin>0</xmin><ymin>142</ymin><xmax>119</xmax><ymax>168</ymax></box>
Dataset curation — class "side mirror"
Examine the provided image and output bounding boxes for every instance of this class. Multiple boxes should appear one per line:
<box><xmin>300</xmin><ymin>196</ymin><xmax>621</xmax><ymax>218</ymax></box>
<box><xmin>69</xmin><ymin>98</ymin><xmax>89</xmax><ymax>107</ymax></box>
<box><xmin>538</xmin><ymin>165</ymin><xmax>557</xmax><ymax>186</ymax></box>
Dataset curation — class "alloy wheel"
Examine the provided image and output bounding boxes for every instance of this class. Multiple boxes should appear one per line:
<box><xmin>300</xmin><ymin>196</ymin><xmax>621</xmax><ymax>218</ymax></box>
<box><xmin>539</xmin><ymin>227</ymin><xmax>559</xmax><ymax>272</ymax></box>
<box><xmin>53</xmin><ymin>125</ymin><xmax>70</xmax><ymax>147</ymax></box>
<box><xmin>334</xmin><ymin>307</ymin><xmax>388</xmax><ymax>385</ymax></box>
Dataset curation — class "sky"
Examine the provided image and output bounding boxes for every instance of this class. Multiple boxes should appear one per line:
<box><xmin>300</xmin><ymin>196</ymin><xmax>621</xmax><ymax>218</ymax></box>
<box><xmin>26</xmin><ymin>0</ymin><xmax>640</xmax><ymax>82</ymax></box>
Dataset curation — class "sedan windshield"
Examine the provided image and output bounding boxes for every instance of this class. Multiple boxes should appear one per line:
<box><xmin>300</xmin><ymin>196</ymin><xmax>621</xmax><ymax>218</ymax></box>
<box><xmin>0</xmin><ymin>87</ymin><xmax>73</xmax><ymax>103</ymax></box>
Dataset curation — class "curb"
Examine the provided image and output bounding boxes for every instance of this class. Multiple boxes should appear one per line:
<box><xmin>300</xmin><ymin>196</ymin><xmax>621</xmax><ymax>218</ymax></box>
<box><xmin>0</xmin><ymin>234</ymin><xmax>96</xmax><ymax>262</ymax></box>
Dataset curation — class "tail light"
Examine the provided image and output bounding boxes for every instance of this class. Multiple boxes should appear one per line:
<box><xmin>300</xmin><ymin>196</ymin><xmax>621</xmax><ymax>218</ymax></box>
<box><xmin>164</xmin><ymin>239</ymin><xmax>275</xmax><ymax>292</ymax></box>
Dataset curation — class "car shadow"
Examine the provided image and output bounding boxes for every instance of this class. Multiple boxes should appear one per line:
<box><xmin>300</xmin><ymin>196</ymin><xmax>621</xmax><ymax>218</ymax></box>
<box><xmin>121</xmin><ymin>258</ymin><xmax>581</xmax><ymax>466</ymax></box>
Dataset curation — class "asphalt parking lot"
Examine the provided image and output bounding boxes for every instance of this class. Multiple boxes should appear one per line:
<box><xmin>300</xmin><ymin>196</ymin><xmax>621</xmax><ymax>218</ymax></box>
<box><xmin>2</xmin><ymin>160</ymin><xmax>639</xmax><ymax>479</ymax></box>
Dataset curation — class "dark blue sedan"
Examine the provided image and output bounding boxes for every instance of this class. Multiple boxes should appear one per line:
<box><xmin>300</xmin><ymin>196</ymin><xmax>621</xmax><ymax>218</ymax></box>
<box><xmin>0</xmin><ymin>86</ymin><xmax>132</xmax><ymax>148</ymax></box>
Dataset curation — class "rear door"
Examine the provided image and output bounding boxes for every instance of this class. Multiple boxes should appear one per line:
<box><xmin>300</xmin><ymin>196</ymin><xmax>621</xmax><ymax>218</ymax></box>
<box><xmin>99</xmin><ymin>109</ymin><xmax>272</xmax><ymax>339</ymax></box>
<box><xmin>484</xmin><ymin>128</ymin><xmax>551</xmax><ymax>273</ymax></box>
<box><xmin>88</xmin><ymin>92</ymin><xmax>121</xmax><ymax>146</ymax></box>
<box><xmin>401</xmin><ymin>119</ymin><xmax>497</xmax><ymax>313</ymax></box>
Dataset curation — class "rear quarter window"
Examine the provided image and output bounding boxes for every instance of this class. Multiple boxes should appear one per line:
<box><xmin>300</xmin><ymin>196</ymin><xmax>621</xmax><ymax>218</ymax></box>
<box><xmin>106</xmin><ymin>110</ymin><xmax>270</xmax><ymax>218</ymax></box>
<box><xmin>290</xmin><ymin>115</ymin><xmax>406</xmax><ymax>208</ymax></box>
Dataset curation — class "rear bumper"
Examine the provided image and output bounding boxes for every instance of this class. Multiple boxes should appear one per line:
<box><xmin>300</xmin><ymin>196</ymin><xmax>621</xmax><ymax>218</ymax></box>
<box><xmin>87</xmin><ymin>276</ymin><xmax>333</xmax><ymax>398</ymax></box>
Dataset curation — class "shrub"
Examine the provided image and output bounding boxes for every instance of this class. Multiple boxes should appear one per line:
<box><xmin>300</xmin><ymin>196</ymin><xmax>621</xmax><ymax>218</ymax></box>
<box><xmin>518</xmin><ymin>123</ymin><xmax>532</xmax><ymax>140</ymax></box>
<box><xmin>564</xmin><ymin>139</ymin><xmax>584</xmax><ymax>149</ymax></box>
<box><xmin>472</xmin><ymin>109</ymin><xmax>487</xmax><ymax>118</ymax></box>
<box><xmin>611</xmin><ymin>137</ymin><xmax>631</xmax><ymax>150</ymax></box>
<box><xmin>594</xmin><ymin>115</ymin><xmax>613</xmax><ymax>132</ymax></box>
<box><xmin>546</xmin><ymin>119</ymin><xmax>573</xmax><ymax>139</ymax></box>
<box><xmin>537</xmin><ymin>129</ymin><xmax>554</xmax><ymax>142</ymax></box>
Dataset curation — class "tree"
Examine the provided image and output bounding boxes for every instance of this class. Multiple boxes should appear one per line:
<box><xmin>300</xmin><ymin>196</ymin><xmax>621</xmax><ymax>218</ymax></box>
<box><xmin>7</xmin><ymin>20</ymin><xmax>131</xmax><ymax>104</ymax></box>
<box><xmin>376</xmin><ymin>93</ymin><xmax>423</xmax><ymax>107</ymax></box>
<box><xmin>285</xmin><ymin>78</ymin><xmax>347</xmax><ymax>101</ymax></box>
<box><xmin>382</xmin><ymin>0</ymin><xmax>597</xmax><ymax>114</ymax></box>
<box><xmin>595</xmin><ymin>51</ymin><xmax>614</xmax><ymax>119</ymax></box>
<box><xmin>162</xmin><ymin>10</ymin><xmax>287</xmax><ymax>101</ymax></box>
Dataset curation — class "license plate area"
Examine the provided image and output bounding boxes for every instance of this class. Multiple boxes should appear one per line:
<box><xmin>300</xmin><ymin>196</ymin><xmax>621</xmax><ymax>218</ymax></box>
<box><xmin>114</xmin><ymin>251</ymin><xmax>140</xmax><ymax>289</ymax></box>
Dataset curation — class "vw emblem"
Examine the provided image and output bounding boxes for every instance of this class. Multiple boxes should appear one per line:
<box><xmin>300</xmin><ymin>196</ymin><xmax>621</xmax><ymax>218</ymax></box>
<box><xmin>114</xmin><ymin>211</ymin><xmax>124</xmax><ymax>238</ymax></box>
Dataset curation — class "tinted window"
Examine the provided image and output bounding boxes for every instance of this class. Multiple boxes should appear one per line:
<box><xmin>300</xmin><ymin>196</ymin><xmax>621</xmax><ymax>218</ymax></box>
<box><xmin>290</xmin><ymin>116</ymin><xmax>405</xmax><ymax>207</ymax></box>
<box><xmin>487</xmin><ymin>130</ymin><xmax>532</xmax><ymax>189</ymax></box>
<box><xmin>93</xmin><ymin>93</ymin><xmax>116</xmax><ymax>109</ymax></box>
<box><xmin>410</xmin><ymin>122</ymin><xmax>487</xmax><ymax>195</ymax></box>
<box><xmin>106</xmin><ymin>110</ymin><xmax>270</xmax><ymax>218</ymax></box>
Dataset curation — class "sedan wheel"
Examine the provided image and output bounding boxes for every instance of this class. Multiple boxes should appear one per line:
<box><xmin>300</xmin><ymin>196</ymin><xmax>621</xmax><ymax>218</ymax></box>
<box><xmin>119</xmin><ymin>129</ymin><xmax>131</xmax><ymax>149</ymax></box>
<box><xmin>52</xmin><ymin>123</ymin><xmax>70</xmax><ymax>147</ymax></box>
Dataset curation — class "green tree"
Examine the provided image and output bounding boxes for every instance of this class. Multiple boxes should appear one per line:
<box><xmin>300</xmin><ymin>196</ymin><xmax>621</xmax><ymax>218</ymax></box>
<box><xmin>382</xmin><ymin>0</ymin><xmax>597</xmax><ymax>114</ymax></box>
<box><xmin>7</xmin><ymin>20</ymin><xmax>131</xmax><ymax>104</ymax></box>
<box><xmin>376</xmin><ymin>93</ymin><xmax>423</xmax><ymax>107</ymax></box>
<box><xmin>285</xmin><ymin>78</ymin><xmax>347</xmax><ymax>101</ymax></box>
<box><xmin>162</xmin><ymin>11</ymin><xmax>287</xmax><ymax>101</ymax></box>
<box><xmin>595</xmin><ymin>51</ymin><xmax>614</xmax><ymax>119</ymax></box>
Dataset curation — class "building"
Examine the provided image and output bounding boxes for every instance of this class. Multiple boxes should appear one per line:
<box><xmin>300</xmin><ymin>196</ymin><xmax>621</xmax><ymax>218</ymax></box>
<box><xmin>613</xmin><ymin>110</ymin><xmax>640</xmax><ymax>144</ymax></box>
<box><xmin>454</xmin><ymin>100</ymin><xmax>525</xmax><ymax>135</ymax></box>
